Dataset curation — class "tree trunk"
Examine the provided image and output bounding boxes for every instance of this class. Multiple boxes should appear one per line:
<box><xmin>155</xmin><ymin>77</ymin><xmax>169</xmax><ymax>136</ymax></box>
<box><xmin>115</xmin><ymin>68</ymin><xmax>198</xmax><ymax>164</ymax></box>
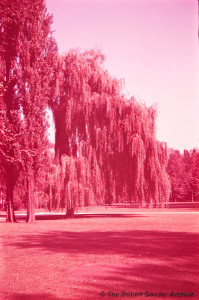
<box><xmin>6</xmin><ymin>184</ymin><xmax>16</xmax><ymax>223</ymax></box>
<box><xmin>56</xmin><ymin>184</ymin><xmax>61</xmax><ymax>210</ymax></box>
<box><xmin>26</xmin><ymin>172</ymin><xmax>35</xmax><ymax>223</ymax></box>
<box><xmin>65</xmin><ymin>205</ymin><xmax>74</xmax><ymax>218</ymax></box>
<box><xmin>65</xmin><ymin>186</ymin><xmax>74</xmax><ymax>218</ymax></box>
<box><xmin>49</xmin><ymin>182</ymin><xmax>52</xmax><ymax>212</ymax></box>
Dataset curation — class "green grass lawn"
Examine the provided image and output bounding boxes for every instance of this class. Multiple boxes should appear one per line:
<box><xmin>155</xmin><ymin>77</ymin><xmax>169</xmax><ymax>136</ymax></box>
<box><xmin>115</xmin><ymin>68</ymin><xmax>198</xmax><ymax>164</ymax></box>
<box><xmin>0</xmin><ymin>210</ymin><xmax>199</xmax><ymax>300</ymax></box>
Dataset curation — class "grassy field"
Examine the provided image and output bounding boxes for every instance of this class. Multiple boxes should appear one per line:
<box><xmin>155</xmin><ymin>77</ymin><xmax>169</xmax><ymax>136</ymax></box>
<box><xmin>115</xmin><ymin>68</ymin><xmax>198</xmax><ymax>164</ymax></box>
<box><xmin>0</xmin><ymin>208</ymin><xmax>199</xmax><ymax>300</ymax></box>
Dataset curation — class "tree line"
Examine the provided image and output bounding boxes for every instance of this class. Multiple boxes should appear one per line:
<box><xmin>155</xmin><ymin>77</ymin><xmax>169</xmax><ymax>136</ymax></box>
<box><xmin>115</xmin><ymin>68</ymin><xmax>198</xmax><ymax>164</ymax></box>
<box><xmin>167</xmin><ymin>149</ymin><xmax>199</xmax><ymax>202</ymax></box>
<box><xmin>0</xmin><ymin>0</ymin><xmax>197</xmax><ymax>223</ymax></box>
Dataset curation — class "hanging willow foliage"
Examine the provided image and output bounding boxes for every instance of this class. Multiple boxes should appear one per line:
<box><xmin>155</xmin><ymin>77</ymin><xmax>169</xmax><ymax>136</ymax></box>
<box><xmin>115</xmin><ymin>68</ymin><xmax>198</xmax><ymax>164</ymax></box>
<box><xmin>50</xmin><ymin>49</ymin><xmax>171</xmax><ymax>214</ymax></box>
<box><xmin>60</xmin><ymin>152</ymin><xmax>105</xmax><ymax>213</ymax></box>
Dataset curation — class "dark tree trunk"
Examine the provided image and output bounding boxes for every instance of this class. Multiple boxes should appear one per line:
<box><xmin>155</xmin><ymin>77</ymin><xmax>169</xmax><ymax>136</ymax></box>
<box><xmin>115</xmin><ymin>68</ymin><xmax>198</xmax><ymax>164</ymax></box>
<box><xmin>56</xmin><ymin>184</ymin><xmax>61</xmax><ymax>210</ymax></box>
<box><xmin>65</xmin><ymin>205</ymin><xmax>74</xmax><ymax>218</ymax></box>
<box><xmin>65</xmin><ymin>187</ymin><xmax>74</xmax><ymax>218</ymax></box>
<box><xmin>26</xmin><ymin>172</ymin><xmax>35</xmax><ymax>223</ymax></box>
<box><xmin>49</xmin><ymin>182</ymin><xmax>52</xmax><ymax>212</ymax></box>
<box><xmin>6</xmin><ymin>184</ymin><xmax>16</xmax><ymax>223</ymax></box>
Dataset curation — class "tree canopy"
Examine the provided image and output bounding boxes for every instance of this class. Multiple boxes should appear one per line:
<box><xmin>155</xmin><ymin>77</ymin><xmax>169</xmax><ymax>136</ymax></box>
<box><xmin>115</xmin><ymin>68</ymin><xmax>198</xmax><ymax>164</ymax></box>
<box><xmin>0</xmin><ymin>0</ymin><xmax>57</xmax><ymax>222</ymax></box>
<box><xmin>49</xmin><ymin>50</ymin><xmax>171</xmax><ymax>214</ymax></box>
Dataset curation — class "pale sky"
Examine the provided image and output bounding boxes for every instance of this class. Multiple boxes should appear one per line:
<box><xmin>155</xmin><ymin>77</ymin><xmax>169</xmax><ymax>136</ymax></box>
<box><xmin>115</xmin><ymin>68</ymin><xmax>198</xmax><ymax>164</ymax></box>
<box><xmin>46</xmin><ymin>0</ymin><xmax>199</xmax><ymax>151</ymax></box>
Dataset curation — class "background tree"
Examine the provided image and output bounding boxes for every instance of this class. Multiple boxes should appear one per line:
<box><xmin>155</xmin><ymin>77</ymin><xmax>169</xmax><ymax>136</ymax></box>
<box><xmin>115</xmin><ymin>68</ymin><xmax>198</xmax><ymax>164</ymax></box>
<box><xmin>167</xmin><ymin>150</ymin><xmax>187</xmax><ymax>202</ymax></box>
<box><xmin>190</xmin><ymin>149</ymin><xmax>199</xmax><ymax>202</ymax></box>
<box><xmin>182</xmin><ymin>150</ymin><xmax>194</xmax><ymax>202</ymax></box>
<box><xmin>167</xmin><ymin>148</ymin><xmax>199</xmax><ymax>202</ymax></box>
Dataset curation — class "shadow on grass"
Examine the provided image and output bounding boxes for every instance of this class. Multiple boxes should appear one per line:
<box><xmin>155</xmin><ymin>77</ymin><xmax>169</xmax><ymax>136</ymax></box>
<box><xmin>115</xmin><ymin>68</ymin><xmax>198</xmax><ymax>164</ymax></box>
<box><xmin>6</xmin><ymin>229</ymin><xmax>199</xmax><ymax>299</ymax></box>
<box><xmin>8</xmin><ymin>229</ymin><xmax>199</xmax><ymax>258</ymax></box>
<box><xmin>74</xmin><ymin>213</ymin><xmax>147</xmax><ymax>219</ymax></box>
<box><xmin>9</xmin><ymin>294</ymin><xmax>65</xmax><ymax>300</ymax></box>
<box><xmin>4</xmin><ymin>213</ymin><xmax>147</xmax><ymax>221</ymax></box>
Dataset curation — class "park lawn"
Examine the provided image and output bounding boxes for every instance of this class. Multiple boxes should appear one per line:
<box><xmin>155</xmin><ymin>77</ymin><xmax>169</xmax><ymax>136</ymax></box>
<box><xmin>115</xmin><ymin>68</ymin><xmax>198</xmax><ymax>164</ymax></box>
<box><xmin>0</xmin><ymin>210</ymin><xmax>199</xmax><ymax>300</ymax></box>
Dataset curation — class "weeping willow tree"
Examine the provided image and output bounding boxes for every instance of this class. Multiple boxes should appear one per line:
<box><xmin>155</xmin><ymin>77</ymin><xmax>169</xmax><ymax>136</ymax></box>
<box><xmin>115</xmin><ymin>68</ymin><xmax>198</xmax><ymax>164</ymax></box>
<box><xmin>50</xmin><ymin>49</ymin><xmax>170</xmax><ymax>215</ymax></box>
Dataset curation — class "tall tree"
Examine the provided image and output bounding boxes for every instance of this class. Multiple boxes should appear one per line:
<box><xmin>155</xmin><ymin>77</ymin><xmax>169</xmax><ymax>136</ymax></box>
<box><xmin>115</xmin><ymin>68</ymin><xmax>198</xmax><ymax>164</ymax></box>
<box><xmin>0</xmin><ymin>0</ymin><xmax>57</xmax><ymax>222</ymax></box>
<box><xmin>0</xmin><ymin>1</ymin><xmax>23</xmax><ymax>222</ymax></box>
<box><xmin>50</xmin><ymin>50</ymin><xmax>170</xmax><ymax>214</ymax></box>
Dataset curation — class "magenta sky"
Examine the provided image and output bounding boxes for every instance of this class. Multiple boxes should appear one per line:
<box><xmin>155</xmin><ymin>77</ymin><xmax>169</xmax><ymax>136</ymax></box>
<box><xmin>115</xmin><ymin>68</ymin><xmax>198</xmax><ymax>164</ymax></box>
<box><xmin>46</xmin><ymin>0</ymin><xmax>199</xmax><ymax>151</ymax></box>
